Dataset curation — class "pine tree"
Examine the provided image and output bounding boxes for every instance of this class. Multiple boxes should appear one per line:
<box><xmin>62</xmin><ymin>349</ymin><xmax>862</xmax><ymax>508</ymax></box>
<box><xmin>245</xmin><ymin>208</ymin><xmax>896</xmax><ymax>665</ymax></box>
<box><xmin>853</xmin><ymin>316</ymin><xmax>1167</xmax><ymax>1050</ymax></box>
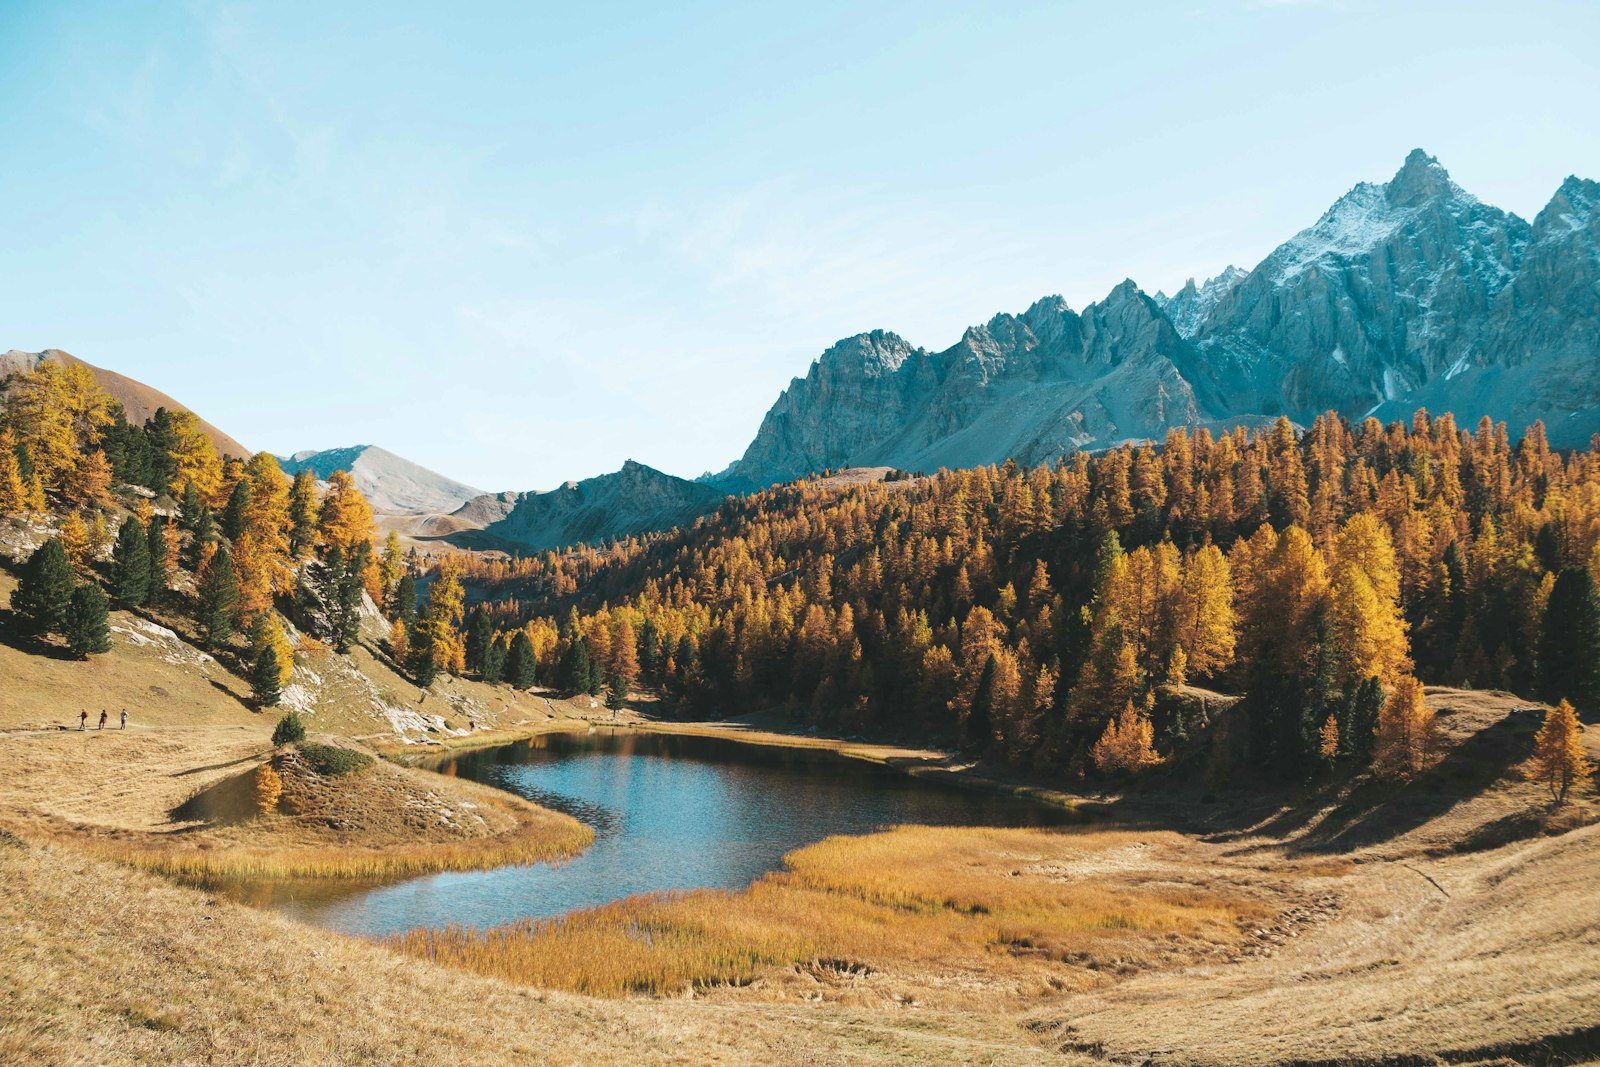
<box><xmin>483</xmin><ymin>633</ymin><xmax>508</xmax><ymax>685</ymax></box>
<box><xmin>326</xmin><ymin>542</ymin><xmax>371</xmax><ymax>653</ymax></box>
<box><xmin>179</xmin><ymin>480</ymin><xmax>207</xmax><ymax>532</ymax></box>
<box><xmin>145</xmin><ymin>518</ymin><xmax>170</xmax><ymax>603</ymax></box>
<box><xmin>393</xmin><ymin>573</ymin><xmax>418</xmax><ymax>628</ymax></box>
<box><xmin>110</xmin><ymin>517</ymin><xmax>151</xmax><ymax>606</ymax></box>
<box><xmin>11</xmin><ymin>537</ymin><xmax>75</xmax><ymax>635</ymax></box>
<box><xmin>558</xmin><ymin>635</ymin><xmax>593</xmax><ymax>694</ymax></box>
<box><xmin>221</xmin><ymin>476</ymin><xmax>251</xmax><ymax>541</ymax></box>
<box><xmin>271</xmin><ymin>711</ymin><xmax>306</xmax><ymax>746</ymax></box>
<box><xmin>465</xmin><ymin>605</ymin><xmax>494</xmax><ymax>675</ymax></box>
<box><xmin>1537</xmin><ymin>568</ymin><xmax>1600</xmax><ymax>712</ymax></box>
<box><xmin>1525</xmin><ymin>700</ymin><xmax>1594</xmax><ymax>804</ymax></box>
<box><xmin>64</xmin><ymin>582</ymin><xmax>112</xmax><ymax>657</ymax></box>
<box><xmin>196</xmin><ymin>543</ymin><xmax>239</xmax><ymax>648</ymax></box>
<box><xmin>605</xmin><ymin>670</ymin><xmax>628</xmax><ymax>712</ymax></box>
<box><xmin>506</xmin><ymin>631</ymin><xmax>537</xmax><ymax>689</ymax></box>
<box><xmin>288</xmin><ymin>468</ymin><xmax>318</xmax><ymax>557</ymax></box>
<box><xmin>251</xmin><ymin>644</ymin><xmax>283</xmax><ymax>707</ymax></box>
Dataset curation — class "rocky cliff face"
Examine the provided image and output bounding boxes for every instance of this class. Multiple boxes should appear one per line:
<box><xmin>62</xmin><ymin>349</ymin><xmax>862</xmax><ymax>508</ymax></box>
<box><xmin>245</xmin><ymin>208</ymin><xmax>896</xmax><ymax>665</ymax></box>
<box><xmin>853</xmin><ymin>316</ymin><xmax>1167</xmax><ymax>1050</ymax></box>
<box><xmin>464</xmin><ymin>460</ymin><xmax>724</xmax><ymax>553</ymax></box>
<box><xmin>721</xmin><ymin>283</ymin><xmax>1210</xmax><ymax>488</ymax></box>
<box><xmin>721</xmin><ymin>150</ymin><xmax>1600</xmax><ymax>489</ymax></box>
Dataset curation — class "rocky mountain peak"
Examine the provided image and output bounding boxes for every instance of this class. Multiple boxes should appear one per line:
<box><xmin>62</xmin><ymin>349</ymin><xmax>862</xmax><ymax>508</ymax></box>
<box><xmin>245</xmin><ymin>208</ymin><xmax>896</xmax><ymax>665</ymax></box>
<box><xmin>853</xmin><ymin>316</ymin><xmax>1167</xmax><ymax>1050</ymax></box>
<box><xmin>1387</xmin><ymin>147</ymin><xmax>1455</xmax><ymax>206</ymax></box>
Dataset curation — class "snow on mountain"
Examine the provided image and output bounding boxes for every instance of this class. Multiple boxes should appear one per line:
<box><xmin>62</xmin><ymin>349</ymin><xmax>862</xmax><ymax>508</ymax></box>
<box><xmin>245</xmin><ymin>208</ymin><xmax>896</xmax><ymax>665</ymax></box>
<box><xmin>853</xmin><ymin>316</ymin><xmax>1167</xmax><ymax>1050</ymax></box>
<box><xmin>723</xmin><ymin>149</ymin><xmax>1600</xmax><ymax>489</ymax></box>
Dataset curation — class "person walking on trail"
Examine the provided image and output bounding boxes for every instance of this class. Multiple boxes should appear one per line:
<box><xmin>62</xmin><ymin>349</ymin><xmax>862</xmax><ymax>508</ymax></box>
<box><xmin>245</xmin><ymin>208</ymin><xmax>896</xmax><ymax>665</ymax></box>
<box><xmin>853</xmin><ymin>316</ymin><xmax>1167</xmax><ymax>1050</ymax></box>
<box><xmin>79</xmin><ymin>710</ymin><xmax>87</xmax><ymax>731</ymax></box>
<box><xmin>120</xmin><ymin>709</ymin><xmax>128</xmax><ymax>730</ymax></box>
<box><xmin>98</xmin><ymin>710</ymin><xmax>107</xmax><ymax>730</ymax></box>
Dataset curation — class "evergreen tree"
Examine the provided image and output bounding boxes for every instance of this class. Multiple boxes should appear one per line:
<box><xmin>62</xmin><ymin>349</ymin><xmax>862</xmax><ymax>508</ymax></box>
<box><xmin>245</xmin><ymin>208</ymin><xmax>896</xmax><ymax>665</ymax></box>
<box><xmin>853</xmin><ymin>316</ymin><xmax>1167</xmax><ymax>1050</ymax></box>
<box><xmin>11</xmin><ymin>537</ymin><xmax>75</xmax><ymax>635</ymax></box>
<box><xmin>196</xmin><ymin>543</ymin><xmax>239</xmax><ymax>648</ymax></box>
<box><xmin>271</xmin><ymin>711</ymin><xmax>306</xmax><ymax>746</ymax></box>
<box><xmin>288</xmin><ymin>468</ymin><xmax>318</xmax><ymax>557</ymax></box>
<box><xmin>483</xmin><ymin>633</ymin><xmax>509</xmax><ymax>685</ymax></box>
<box><xmin>64</xmin><ymin>582</ymin><xmax>112</xmax><ymax>657</ymax></box>
<box><xmin>178</xmin><ymin>480</ymin><xmax>207</xmax><ymax>531</ymax></box>
<box><xmin>221</xmin><ymin>476</ymin><xmax>251</xmax><ymax>541</ymax></box>
<box><xmin>558</xmin><ymin>635</ymin><xmax>594</xmax><ymax>694</ymax></box>
<box><xmin>144</xmin><ymin>408</ymin><xmax>178</xmax><ymax>496</ymax></box>
<box><xmin>325</xmin><ymin>542</ymin><xmax>371</xmax><ymax>653</ymax></box>
<box><xmin>583</xmin><ymin>652</ymin><xmax>605</xmax><ymax>697</ymax></box>
<box><xmin>1537</xmin><ymin>568</ymin><xmax>1600</xmax><ymax>711</ymax></box>
<box><xmin>506</xmin><ymin>631</ymin><xmax>537</xmax><ymax>689</ymax></box>
<box><xmin>145</xmin><ymin>518</ymin><xmax>169</xmax><ymax>603</ymax></box>
<box><xmin>604</xmin><ymin>670</ymin><xmax>628</xmax><ymax>712</ymax></box>
<box><xmin>110</xmin><ymin>517</ymin><xmax>150</xmax><ymax>606</ymax></box>
<box><xmin>251</xmin><ymin>644</ymin><xmax>283</xmax><ymax>707</ymax></box>
<box><xmin>393</xmin><ymin>572</ymin><xmax>418</xmax><ymax>628</ymax></box>
<box><xmin>465</xmin><ymin>605</ymin><xmax>495</xmax><ymax>676</ymax></box>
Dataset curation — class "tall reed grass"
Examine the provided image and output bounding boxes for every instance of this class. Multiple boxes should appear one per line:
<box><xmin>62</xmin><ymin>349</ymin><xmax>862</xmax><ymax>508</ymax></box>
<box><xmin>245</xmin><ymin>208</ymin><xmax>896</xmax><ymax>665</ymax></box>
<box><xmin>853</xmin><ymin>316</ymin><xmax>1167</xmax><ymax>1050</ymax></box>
<box><xmin>391</xmin><ymin>826</ymin><xmax>1266</xmax><ymax>998</ymax></box>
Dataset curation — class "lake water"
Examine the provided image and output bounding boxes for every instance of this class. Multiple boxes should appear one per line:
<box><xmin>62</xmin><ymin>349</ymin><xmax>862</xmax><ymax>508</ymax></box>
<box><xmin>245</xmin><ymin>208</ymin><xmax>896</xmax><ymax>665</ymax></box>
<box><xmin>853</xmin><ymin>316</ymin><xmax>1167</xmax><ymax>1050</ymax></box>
<box><xmin>248</xmin><ymin>727</ymin><xmax>1078</xmax><ymax>937</ymax></box>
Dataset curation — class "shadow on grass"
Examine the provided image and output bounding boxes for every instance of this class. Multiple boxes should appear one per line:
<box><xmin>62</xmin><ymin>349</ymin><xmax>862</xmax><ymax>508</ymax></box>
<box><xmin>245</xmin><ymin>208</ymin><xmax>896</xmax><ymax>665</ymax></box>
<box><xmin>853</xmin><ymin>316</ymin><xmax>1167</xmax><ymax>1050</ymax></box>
<box><xmin>0</xmin><ymin>607</ymin><xmax>86</xmax><ymax>661</ymax></box>
<box><xmin>171</xmin><ymin>765</ymin><xmax>260</xmax><ymax>826</ymax></box>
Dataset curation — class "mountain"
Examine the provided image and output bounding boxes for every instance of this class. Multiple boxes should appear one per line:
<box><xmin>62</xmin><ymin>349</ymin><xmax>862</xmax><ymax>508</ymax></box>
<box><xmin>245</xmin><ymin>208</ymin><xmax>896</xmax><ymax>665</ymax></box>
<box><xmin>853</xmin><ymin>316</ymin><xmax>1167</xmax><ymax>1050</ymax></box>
<box><xmin>720</xmin><ymin>283</ymin><xmax>1213</xmax><ymax>489</ymax></box>
<box><xmin>724</xmin><ymin>150</ymin><xmax>1600</xmax><ymax>489</ymax></box>
<box><xmin>0</xmin><ymin>348</ymin><xmax>250</xmax><ymax>459</ymax></box>
<box><xmin>277</xmin><ymin>445</ymin><xmax>485</xmax><ymax>516</ymax></box>
<box><xmin>455</xmin><ymin>460</ymin><xmax>724</xmax><ymax>553</ymax></box>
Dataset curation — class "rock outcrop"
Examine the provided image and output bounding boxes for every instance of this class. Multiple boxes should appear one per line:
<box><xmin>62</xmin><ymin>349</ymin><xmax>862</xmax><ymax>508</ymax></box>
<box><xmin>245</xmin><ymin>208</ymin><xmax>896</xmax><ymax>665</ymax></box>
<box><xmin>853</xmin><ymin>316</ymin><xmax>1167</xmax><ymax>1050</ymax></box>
<box><xmin>460</xmin><ymin>460</ymin><xmax>724</xmax><ymax>553</ymax></box>
<box><xmin>722</xmin><ymin>150</ymin><xmax>1600</xmax><ymax>489</ymax></box>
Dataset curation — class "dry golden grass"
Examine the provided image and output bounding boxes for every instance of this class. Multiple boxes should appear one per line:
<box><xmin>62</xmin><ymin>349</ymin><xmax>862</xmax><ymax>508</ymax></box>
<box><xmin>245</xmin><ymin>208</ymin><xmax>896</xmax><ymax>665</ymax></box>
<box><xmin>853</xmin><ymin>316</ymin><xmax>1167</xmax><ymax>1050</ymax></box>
<box><xmin>393</xmin><ymin>827</ymin><xmax>1271</xmax><ymax>1006</ymax></box>
<box><xmin>59</xmin><ymin>746</ymin><xmax>593</xmax><ymax>882</ymax></box>
<box><xmin>0</xmin><ymin>833</ymin><xmax>1073</xmax><ymax>1067</ymax></box>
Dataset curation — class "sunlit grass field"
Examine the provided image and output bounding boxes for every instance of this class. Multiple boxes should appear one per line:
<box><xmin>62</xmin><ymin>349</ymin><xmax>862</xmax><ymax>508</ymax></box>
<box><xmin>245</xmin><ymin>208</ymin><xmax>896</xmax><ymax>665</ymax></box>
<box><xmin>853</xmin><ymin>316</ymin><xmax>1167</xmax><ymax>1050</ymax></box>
<box><xmin>392</xmin><ymin>826</ymin><xmax>1269</xmax><ymax>1003</ymax></box>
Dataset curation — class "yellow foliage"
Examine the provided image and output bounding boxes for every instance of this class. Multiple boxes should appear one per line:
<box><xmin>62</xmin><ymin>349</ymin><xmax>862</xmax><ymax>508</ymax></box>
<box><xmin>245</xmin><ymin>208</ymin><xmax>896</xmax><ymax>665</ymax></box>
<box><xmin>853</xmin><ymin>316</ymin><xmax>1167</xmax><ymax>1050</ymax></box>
<box><xmin>59</xmin><ymin>512</ymin><xmax>90</xmax><ymax>567</ymax></box>
<box><xmin>1091</xmin><ymin>701</ymin><xmax>1161</xmax><ymax>775</ymax></box>
<box><xmin>1525</xmin><ymin>700</ymin><xmax>1594</xmax><ymax>804</ymax></box>
<box><xmin>254</xmin><ymin>763</ymin><xmax>283</xmax><ymax>816</ymax></box>
<box><xmin>316</xmin><ymin>469</ymin><xmax>374</xmax><ymax>552</ymax></box>
<box><xmin>251</xmin><ymin>614</ymin><xmax>296</xmax><ymax>689</ymax></box>
<box><xmin>1374</xmin><ymin>676</ymin><xmax>1437</xmax><ymax>779</ymax></box>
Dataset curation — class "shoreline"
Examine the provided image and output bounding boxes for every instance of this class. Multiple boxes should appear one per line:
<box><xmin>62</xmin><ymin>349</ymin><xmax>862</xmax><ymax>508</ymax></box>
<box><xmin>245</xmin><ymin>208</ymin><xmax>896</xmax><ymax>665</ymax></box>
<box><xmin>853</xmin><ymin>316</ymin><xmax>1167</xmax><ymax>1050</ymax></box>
<box><xmin>384</xmin><ymin>707</ymin><xmax>1107</xmax><ymax>817</ymax></box>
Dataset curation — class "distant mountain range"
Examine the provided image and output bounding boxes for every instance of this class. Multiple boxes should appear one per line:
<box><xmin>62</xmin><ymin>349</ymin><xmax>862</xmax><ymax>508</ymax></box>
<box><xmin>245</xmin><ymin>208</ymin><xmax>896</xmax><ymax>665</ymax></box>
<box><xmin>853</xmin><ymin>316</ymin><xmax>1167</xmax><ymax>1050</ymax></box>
<box><xmin>14</xmin><ymin>150</ymin><xmax>1597</xmax><ymax>552</ymax></box>
<box><xmin>720</xmin><ymin>149</ymin><xmax>1600</xmax><ymax>488</ymax></box>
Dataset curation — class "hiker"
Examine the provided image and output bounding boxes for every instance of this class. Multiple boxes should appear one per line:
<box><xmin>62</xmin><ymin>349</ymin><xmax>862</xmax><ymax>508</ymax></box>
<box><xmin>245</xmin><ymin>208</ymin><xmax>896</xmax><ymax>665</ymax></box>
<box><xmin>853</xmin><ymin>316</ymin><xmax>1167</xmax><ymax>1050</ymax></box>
<box><xmin>98</xmin><ymin>710</ymin><xmax>107</xmax><ymax>730</ymax></box>
<box><xmin>79</xmin><ymin>710</ymin><xmax>87</xmax><ymax>731</ymax></box>
<box><xmin>120</xmin><ymin>709</ymin><xmax>128</xmax><ymax>730</ymax></box>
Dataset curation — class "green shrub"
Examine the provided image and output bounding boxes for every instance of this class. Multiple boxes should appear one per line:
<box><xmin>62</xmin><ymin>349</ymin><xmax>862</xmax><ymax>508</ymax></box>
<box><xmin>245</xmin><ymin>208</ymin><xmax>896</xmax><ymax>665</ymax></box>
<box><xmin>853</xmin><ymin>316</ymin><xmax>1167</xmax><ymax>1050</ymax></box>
<box><xmin>295</xmin><ymin>741</ymin><xmax>373</xmax><ymax>778</ymax></box>
<box><xmin>271</xmin><ymin>711</ymin><xmax>306</xmax><ymax>746</ymax></box>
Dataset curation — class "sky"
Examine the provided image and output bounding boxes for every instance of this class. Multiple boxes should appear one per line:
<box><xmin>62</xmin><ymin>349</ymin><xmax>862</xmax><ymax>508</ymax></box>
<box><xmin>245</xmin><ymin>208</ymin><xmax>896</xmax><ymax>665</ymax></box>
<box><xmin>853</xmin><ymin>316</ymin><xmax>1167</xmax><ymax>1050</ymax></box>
<box><xmin>2</xmin><ymin>1</ymin><xmax>1598</xmax><ymax>492</ymax></box>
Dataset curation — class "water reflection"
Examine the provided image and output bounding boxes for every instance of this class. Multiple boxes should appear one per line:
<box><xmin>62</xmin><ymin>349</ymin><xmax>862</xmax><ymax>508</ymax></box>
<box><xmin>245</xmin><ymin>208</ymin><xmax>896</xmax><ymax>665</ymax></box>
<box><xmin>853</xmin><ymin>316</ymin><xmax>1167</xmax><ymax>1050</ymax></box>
<box><xmin>241</xmin><ymin>727</ymin><xmax>1079</xmax><ymax>937</ymax></box>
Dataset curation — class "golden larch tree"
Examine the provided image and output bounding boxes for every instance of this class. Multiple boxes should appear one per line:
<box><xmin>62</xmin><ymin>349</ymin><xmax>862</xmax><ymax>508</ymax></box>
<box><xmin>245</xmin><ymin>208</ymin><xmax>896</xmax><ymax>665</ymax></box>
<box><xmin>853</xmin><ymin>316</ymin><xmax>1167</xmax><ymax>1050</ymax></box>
<box><xmin>1091</xmin><ymin>701</ymin><xmax>1161</xmax><ymax>775</ymax></box>
<box><xmin>1374</xmin><ymin>676</ymin><xmax>1438</xmax><ymax>779</ymax></box>
<box><xmin>1525</xmin><ymin>700</ymin><xmax>1593</xmax><ymax>804</ymax></box>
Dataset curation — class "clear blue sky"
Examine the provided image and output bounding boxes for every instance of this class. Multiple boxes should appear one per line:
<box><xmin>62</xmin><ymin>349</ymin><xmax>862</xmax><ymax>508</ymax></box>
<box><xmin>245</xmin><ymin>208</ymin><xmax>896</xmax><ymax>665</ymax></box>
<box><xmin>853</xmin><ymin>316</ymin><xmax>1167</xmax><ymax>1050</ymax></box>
<box><xmin>2</xmin><ymin>1</ymin><xmax>1597</xmax><ymax>491</ymax></box>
